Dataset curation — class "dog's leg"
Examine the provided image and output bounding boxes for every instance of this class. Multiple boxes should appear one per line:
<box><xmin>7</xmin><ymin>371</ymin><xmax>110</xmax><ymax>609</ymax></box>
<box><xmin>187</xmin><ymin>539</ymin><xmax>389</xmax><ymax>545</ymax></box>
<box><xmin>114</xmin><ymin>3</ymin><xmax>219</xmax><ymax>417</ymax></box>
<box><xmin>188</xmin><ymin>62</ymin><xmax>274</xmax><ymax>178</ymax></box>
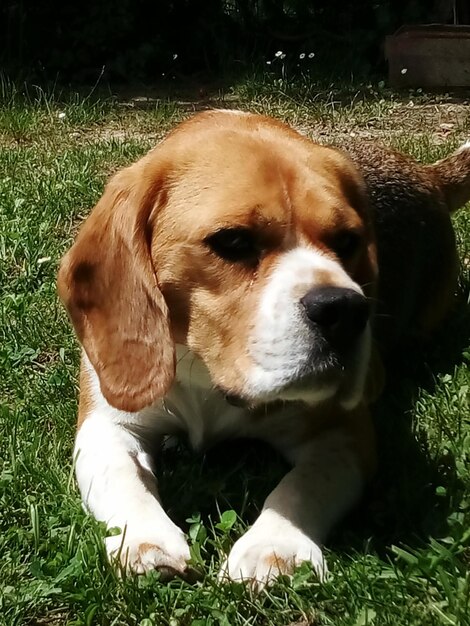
<box><xmin>220</xmin><ymin>406</ymin><xmax>374</xmax><ymax>587</ymax></box>
<box><xmin>75</xmin><ymin>409</ymin><xmax>191</xmax><ymax>576</ymax></box>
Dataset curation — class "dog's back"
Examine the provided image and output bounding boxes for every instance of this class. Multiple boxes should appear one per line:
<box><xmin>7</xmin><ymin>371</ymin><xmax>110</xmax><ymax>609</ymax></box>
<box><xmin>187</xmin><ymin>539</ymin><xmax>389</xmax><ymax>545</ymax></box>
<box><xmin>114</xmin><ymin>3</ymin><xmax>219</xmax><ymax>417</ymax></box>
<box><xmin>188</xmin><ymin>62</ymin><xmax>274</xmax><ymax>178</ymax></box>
<box><xmin>347</xmin><ymin>142</ymin><xmax>470</xmax><ymax>347</ymax></box>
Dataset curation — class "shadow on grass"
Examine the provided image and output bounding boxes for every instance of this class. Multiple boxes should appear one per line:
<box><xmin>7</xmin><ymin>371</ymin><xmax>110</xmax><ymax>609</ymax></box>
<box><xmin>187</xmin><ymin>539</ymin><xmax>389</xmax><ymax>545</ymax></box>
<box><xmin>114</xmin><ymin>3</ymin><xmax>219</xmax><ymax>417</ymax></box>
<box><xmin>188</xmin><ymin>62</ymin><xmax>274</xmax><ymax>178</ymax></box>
<box><xmin>342</xmin><ymin>295</ymin><xmax>470</xmax><ymax>553</ymax></box>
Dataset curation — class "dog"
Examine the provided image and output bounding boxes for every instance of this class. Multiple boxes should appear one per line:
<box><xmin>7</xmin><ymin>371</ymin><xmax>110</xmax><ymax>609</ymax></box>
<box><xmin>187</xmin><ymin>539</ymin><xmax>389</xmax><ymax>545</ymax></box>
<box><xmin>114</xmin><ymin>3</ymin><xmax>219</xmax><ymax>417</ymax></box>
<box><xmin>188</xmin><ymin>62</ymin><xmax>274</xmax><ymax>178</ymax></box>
<box><xmin>57</xmin><ymin>110</ymin><xmax>469</xmax><ymax>586</ymax></box>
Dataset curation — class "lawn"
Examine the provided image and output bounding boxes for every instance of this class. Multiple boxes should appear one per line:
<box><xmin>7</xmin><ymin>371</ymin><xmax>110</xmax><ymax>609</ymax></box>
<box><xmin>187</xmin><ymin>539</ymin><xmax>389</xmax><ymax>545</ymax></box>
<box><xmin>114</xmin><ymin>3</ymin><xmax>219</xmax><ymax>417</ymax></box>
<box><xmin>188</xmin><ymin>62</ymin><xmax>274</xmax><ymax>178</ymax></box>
<box><xmin>0</xmin><ymin>78</ymin><xmax>469</xmax><ymax>626</ymax></box>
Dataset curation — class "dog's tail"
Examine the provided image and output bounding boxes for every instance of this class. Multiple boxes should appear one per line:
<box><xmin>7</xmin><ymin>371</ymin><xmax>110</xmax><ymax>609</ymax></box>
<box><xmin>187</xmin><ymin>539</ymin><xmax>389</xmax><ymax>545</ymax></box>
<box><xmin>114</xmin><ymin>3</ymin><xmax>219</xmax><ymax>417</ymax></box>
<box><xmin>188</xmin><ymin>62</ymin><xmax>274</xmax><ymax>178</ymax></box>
<box><xmin>427</xmin><ymin>141</ymin><xmax>470</xmax><ymax>213</ymax></box>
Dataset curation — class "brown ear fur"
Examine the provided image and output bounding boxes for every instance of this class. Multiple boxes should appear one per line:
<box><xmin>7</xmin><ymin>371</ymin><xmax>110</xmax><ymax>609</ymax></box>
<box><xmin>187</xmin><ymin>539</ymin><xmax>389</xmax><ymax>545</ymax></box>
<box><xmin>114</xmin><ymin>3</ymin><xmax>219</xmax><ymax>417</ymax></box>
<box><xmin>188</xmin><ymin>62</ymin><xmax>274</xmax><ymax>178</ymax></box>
<box><xmin>57</xmin><ymin>164</ymin><xmax>175</xmax><ymax>412</ymax></box>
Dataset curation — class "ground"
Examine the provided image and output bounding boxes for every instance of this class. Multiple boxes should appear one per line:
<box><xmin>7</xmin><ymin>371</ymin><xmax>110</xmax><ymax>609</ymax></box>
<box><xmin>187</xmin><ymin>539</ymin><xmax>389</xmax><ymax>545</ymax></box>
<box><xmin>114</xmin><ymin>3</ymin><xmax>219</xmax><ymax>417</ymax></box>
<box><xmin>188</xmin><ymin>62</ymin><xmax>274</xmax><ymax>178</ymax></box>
<box><xmin>0</xmin><ymin>78</ymin><xmax>469</xmax><ymax>626</ymax></box>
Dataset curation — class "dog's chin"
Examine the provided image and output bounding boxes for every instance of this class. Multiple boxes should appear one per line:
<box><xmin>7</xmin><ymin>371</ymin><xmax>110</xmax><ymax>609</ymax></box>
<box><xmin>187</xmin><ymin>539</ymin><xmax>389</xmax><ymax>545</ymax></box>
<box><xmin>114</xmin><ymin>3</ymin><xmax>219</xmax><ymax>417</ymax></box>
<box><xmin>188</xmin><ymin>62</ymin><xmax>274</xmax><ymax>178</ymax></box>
<box><xmin>222</xmin><ymin>340</ymin><xmax>371</xmax><ymax>410</ymax></box>
<box><xmin>222</xmin><ymin>363</ymin><xmax>345</xmax><ymax>409</ymax></box>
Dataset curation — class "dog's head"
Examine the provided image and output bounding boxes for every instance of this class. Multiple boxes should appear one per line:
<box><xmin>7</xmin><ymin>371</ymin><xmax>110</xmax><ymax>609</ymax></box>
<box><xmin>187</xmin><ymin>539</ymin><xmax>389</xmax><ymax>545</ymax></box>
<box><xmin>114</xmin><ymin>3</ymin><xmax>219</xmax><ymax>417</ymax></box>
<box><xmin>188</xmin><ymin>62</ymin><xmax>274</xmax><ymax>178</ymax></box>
<box><xmin>58</xmin><ymin>111</ymin><xmax>378</xmax><ymax>412</ymax></box>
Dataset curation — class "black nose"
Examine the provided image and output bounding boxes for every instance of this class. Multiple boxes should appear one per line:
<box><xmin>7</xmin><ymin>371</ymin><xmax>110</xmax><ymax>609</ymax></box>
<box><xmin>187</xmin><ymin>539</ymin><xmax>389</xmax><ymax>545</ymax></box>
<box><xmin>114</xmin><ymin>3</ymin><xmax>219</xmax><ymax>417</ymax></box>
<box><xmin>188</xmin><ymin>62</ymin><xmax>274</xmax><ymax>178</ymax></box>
<box><xmin>300</xmin><ymin>287</ymin><xmax>369</xmax><ymax>350</ymax></box>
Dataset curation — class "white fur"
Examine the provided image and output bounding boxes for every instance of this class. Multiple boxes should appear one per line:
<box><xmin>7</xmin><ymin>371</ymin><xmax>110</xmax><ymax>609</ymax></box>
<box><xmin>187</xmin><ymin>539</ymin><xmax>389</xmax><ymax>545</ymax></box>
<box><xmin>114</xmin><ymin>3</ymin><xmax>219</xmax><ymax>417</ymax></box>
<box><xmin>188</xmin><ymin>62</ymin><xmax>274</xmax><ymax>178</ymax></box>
<box><xmin>75</xmin><ymin>352</ymin><xmax>251</xmax><ymax>574</ymax></box>
<box><xmin>216</xmin><ymin>109</ymin><xmax>250</xmax><ymax>116</ymax></box>
<box><xmin>75</xmin><ymin>245</ymin><xmax>370</xmax><ymax>580</ymax></box>
<box><xmin>220</xmin><ymin>430</ymin><xmax>363</xmax><ymax>587</ymax></box>
<box><xmin>76</xmin><ymin>349</ymin><xmax>364</xmax><ymax>581</ymax></box>
<box><xmin>75</xmin><ymin>359</ymin><xmax>190</xmax><ymax>574</ymax></box>
<box><xmin>75</xmin><ymin>416</ymin><xmax>191</xmax><ymax>573</ymax></box>
<box><xmin>219</xmin><ymin>508</ymin><xmax>327</xmax><ymax>587</ymax></box>
<box><xmin>246</xmin><ymin>246</ymin><xmax>369</xmax><ymax>405</ymax></box>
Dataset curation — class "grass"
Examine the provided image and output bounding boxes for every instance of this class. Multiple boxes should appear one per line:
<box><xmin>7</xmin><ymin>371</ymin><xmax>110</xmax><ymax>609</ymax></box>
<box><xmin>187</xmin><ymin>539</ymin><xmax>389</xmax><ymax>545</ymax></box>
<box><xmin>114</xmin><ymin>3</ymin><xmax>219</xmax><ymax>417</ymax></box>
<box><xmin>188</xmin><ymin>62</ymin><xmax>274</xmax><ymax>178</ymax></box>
<box><xmin>0</xmin><ymin>79</ymin><xmax>469</xmax><ymax>626</ymax></box>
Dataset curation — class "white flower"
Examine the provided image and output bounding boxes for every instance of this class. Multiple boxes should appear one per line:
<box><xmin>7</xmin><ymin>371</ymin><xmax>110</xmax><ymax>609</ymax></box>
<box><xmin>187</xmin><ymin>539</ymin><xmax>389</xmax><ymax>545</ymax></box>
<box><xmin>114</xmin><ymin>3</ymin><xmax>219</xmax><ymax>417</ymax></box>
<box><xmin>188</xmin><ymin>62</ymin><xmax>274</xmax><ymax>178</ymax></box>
<box><xmin>266</xmin><ymin>60</ymin><xmax>271</xmax><ymax>65</ymax></box>
<box><xmin>58</xmin><ymin>112</ymin><xmax>66</xmax><ymax>119</ymax></box>
<box><xmin>401</xmin><ymin>68</ymin><xmax>408</xmax><ymax>75</ymax></box>
<box><xmin>299</xmin><ymin>53</ymin><xmax>306</xmax><ymax>59</ymax></box>
<box><xmin>275</xmin><ymin>50</ymin><xmax>283</xmax><ymax>58</ymax></box>
<box><xmin>308</xmin><ymin>52</ymin><xmax>315</xmax><ymax>59</ymax></box>
<box><xmin>280</xmin><ymin>53</ymin><xmax>286</xmax><ymax>60</ymax></box>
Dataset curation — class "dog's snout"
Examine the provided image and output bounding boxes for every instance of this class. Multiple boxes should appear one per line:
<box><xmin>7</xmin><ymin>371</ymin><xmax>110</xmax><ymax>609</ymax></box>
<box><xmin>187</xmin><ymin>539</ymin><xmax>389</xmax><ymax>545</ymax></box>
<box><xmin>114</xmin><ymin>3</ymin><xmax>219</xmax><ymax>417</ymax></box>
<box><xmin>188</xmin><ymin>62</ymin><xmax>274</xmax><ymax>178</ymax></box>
<box><xmin>301</xmin><ymin>287</ymin><xmax>369</xmax><ymax>349</ymax></box>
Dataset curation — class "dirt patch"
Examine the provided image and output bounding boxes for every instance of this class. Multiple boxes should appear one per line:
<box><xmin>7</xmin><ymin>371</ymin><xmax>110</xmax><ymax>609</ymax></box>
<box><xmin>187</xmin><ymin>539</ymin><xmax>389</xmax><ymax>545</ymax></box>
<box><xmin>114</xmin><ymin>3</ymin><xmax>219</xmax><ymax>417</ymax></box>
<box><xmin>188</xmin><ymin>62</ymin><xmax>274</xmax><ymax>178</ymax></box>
<box><xmin>81</xmin><ymin>97</ymin><xmax>470</xmax><ymax>147</ymax></box>
<box><xmin>296</xmin><ymin>100</ymin><xmax>470</xmax><ymax>145</ymax></box>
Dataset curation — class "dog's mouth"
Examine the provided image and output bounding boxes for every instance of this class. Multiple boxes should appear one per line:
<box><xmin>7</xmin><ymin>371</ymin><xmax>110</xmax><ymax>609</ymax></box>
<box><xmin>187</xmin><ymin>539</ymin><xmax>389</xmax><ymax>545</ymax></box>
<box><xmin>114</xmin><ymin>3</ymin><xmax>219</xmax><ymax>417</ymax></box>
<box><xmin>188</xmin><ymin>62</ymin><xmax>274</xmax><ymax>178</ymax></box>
<box><xmin>223</xmin><ymin>392</ymin><xmax>250</xmax><ymax>407</ymax></box>
<box><xmin>221</xmin><ymin>356</ymin><xmax>346</xmax><ymax>408</ymax></box>
<box><xmin>220</xmin><ymin>323</ymin><xmax>371</xmax><ymax>411</ymax></box>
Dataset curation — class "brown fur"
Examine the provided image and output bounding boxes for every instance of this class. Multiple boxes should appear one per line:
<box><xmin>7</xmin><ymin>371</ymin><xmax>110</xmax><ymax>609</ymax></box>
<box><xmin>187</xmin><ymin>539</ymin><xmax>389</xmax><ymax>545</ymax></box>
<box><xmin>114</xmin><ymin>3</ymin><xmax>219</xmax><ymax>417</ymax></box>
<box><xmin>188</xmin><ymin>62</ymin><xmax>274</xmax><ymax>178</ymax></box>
<box><xmin>262</xmin><ymin>553</ymin><xmax>292</xmax><ymax>572</ymax></box>
<box><xmin>58</xmin><ymin>111</ymin><xmax>377</xmax><ymax>413</ymax></box>
<box><xmin>77</xmin><ymin>357</ymin><xmax>95</xmax><ymax>429</ymax></box>
<box><xmin>428</xmin><ymin>145</ymin><xmax>470</xmax><ymax>212</ymax></box>
<box><xmin>58</xmin><ymin>110</ymin><xmax>468</xmax><ymax>434</ymax></box>
<box><xmin>58</xmin><ymin>166</ymin><xmax>175</xmax><ymax>412</ymax></box>
<box><xmin>345</xmin><ymin>141</ymin><xmax>464</xmax><ymax>346</ymax></box>
<box><xmin>57</xmin><ymin>111</ymin><xmax>470</xmax><ymax>583</ymax></box>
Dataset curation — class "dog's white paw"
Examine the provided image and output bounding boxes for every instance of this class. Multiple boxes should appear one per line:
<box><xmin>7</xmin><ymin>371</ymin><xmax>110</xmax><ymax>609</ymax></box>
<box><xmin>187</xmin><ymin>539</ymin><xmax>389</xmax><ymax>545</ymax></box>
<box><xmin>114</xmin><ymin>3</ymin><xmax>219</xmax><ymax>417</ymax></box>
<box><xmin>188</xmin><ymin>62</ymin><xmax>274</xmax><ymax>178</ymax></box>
<box><xmin>105</xmin><ymin>523</ymin><xmax>191</xmax><ymax>578</ymax></box>
<box><xmin>219</xmin><ymin>523</ymin><xmax>327</xmax><ymax>588</ymax></box>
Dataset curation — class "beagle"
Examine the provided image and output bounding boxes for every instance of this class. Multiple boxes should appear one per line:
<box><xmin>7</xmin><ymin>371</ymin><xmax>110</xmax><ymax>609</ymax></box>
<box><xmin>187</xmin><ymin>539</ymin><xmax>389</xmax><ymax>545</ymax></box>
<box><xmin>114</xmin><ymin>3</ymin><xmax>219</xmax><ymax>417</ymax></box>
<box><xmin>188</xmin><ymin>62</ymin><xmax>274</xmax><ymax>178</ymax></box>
<box><xmin>58</xmin><ymin>111</ymin><xmax>469</xmax><ymax>586</ymax></box>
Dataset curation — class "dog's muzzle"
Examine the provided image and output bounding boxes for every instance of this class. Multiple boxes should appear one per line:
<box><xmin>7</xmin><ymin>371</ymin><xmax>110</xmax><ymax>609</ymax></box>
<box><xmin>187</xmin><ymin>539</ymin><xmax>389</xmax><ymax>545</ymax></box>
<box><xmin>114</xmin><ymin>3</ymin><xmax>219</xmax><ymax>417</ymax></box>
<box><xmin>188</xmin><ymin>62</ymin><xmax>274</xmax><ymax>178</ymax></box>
<box><xmin>300</xmin><ymin>286</ymin><xmax>370</xmax><ymax>354</ymax></box>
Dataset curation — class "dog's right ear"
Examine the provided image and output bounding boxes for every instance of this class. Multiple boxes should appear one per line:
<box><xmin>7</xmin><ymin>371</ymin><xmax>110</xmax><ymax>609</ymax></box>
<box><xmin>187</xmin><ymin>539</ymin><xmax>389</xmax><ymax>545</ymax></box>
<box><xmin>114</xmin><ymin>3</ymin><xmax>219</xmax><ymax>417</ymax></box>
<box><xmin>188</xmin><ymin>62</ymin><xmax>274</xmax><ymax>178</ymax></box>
<box><xmin>57</xmin><ymin>162</ymin><xmax>175</xmax><ymax>413</ymax></box>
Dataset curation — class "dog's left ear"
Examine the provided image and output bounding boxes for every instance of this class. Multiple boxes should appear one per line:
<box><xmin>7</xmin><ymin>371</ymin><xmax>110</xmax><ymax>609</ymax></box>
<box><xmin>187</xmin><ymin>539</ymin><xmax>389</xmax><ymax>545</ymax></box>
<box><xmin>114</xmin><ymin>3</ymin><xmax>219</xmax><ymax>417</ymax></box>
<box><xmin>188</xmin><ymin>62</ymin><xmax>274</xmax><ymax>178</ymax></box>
<box><xmin>58</xmin><ymin>161</ymin><xmax>175</xmax><ymax>412</ymax></box>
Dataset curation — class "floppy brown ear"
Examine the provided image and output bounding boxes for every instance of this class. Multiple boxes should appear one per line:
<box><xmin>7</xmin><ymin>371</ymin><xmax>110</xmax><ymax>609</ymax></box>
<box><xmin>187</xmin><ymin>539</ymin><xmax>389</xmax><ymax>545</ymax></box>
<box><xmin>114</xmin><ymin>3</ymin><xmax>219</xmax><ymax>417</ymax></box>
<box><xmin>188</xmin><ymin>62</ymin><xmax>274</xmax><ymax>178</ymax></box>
<box><xmin>57</xmin><ymin>164</ymin><xmax>175</xmax><ymax>412</ymax></box>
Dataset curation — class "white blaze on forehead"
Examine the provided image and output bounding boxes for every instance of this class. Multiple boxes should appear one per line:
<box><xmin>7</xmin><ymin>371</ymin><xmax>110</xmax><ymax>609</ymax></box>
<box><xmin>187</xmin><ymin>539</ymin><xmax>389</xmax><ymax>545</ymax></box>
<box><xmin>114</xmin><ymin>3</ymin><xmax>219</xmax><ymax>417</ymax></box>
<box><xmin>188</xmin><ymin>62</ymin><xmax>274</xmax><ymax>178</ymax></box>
<box><xmin>261</xmin><ymin>246</ymin><xmax>361</xmax><ymax>302</ymax></box>
<box><xmin>246</xmin><ymin>246</ymin><xmax>364</xmax><ymax>400</ymax></box>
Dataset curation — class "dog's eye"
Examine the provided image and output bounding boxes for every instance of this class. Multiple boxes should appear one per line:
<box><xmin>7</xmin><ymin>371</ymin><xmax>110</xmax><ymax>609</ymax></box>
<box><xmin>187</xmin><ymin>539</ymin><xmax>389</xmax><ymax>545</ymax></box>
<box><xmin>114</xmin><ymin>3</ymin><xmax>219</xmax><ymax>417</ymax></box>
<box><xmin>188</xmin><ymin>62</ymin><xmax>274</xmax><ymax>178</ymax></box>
<box><xmin>205</xmin><ymin>227</ymin><xmax>259</xmax><ymax>263</ymax></box>
<box><xmin>331</xmin><ymin>230</ymin><xmax>362</xmax><ymax>260</ymax></box>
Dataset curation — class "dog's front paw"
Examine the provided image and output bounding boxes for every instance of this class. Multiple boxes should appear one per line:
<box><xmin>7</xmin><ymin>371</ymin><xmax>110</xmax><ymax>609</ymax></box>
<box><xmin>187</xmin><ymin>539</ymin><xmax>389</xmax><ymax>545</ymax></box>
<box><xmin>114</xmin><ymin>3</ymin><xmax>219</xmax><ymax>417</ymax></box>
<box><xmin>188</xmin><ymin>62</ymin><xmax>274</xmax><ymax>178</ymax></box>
<box><xmin>105</xmin><ymin>523</ymin><xmax>191</xmax><ymax>578</ymax></box>
<box><xmin>219</xmin><ymin>523</ymin><xmax>327</xmax><ymax>588</ymax></box>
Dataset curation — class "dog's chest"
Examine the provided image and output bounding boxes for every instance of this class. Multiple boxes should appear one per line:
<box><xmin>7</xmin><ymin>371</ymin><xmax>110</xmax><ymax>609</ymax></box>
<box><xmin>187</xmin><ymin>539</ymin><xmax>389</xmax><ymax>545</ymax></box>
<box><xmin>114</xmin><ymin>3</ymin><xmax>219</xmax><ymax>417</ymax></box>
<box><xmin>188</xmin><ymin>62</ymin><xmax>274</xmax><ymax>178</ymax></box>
<box><xmin>151</xmin><ymin>382</ymin><xmax>248</xmax><ymax>449</ymax></box>
<box><xmin>134</xmin><ymin>348</ymin><xmax>247</xmax><ymax>447</ymax></box>
<box><xmin>140</xmin><ymin>354</ymin><xmax>305</xmax><ymax>454</ymax></box>
<box><xmin>85</xmin><ymin>349</ymin><xmax>314</xmax><ymax>455</ymax></box>
<box><xmin>144</xmin><ymin>383</ymin><xmax>310</xmax><ymax>460</ymax></box>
